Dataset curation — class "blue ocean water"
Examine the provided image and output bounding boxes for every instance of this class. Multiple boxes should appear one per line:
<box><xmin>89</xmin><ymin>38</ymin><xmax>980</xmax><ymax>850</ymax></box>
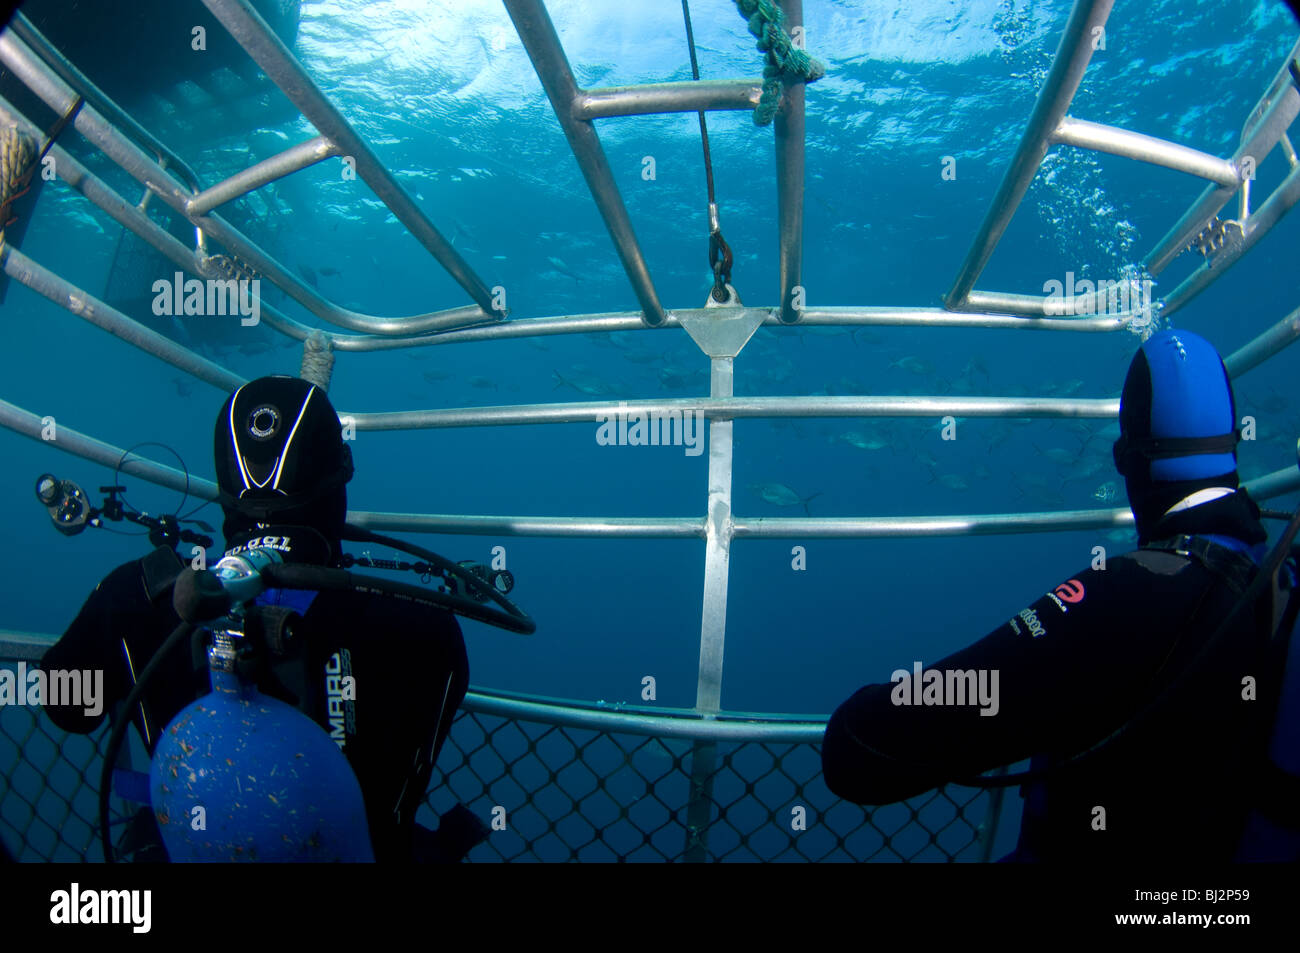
<box><xmin>1</xmin><ymin>0</ymin><xmax>1298</xmax><ymax>862</ymax></box>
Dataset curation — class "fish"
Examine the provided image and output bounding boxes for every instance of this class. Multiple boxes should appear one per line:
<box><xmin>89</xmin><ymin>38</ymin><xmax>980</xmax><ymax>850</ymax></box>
<box><xmin>1067</xmin><ymin>458</ymin><xmax>1109</xmax><ymax>482</ymax></box>
<box><xmin>468</xmin><ymin>375</ymin><xmax>497</xmax><ymax>389</ymax></box>
<box><xmin>960</xmin><ymin>357</ymin><xmax>991</xmax><ymax>382</ymax></box>
<box><xmin>622</xmin><ymin>350</ymin><xmax>665</xmax><ymax>365</ymax></box>
<box><xmin>1093</xmin><ymin>480</ymin><xmax>1120</xmax><ymax>502</ymax></box>
<box><xmin>1035</xmin><ymin>444</ymin><xmax>1081</xmax><ymax>466</ymax></box>
<box><xmin>319</xmin><ymin>266</ymin><xmax>341</xmax><ymax>277</ymax></box>
<box><xmin>750</xmin><ymin>483</ymin><xmax>822</xmax><ymax>516</ymax></box>
<box><xmin>170</xmin><ymin>376</ymin><xmax>194</xmax><ymax>398</ymax></box>
<box><xmin>936</xmin><ymin>474</ymin><xmax>969</xmax><ymax>491</ymax></box>
<box><xmin>836</xmin><ymin>430</ymin><xmax>890</xmax><ymax>451</ymax></box>
<box><xmin>658</xmin><ymin>366</ymin><xmax>708</xmax><ymax>390</ymax></box>
<box><xmin>1013</xmin><ymin>474</ymin><xmax>1064</xmax><ymax>507</ymax></box>
<box><xmin>1246</xmin><ymin>390</ymin><xmax>1290</xmax><ymax>414</ymax></box>
<box><xmin>547</xmin><ymin>255</ymin><xmax>584</xmax><ymax>282</ymax></box>
<box><xmin>553</xmin><ymin>369</ymin><xmax>616</xmax><ymax>397</ymax></box>
<box><xmin>422</xmin><ymin>369</ymin><xmax>453</xmax><ymax>383</ymax></box>
<box><xmin>452</xmin><ymin>217</ymin><xmax>475</xmax><ymax>243</ymax></box>
<box><xmin>297</xmin><ymin>263</ymin><xmax>319</xmax><ymax>288</ymax></box>
<box><xmin>641</xmin><ymin>737</ymin><xmax>690</xmax><ymax>764</ymax></box>
<box><xmin>889</xmin><ymin>355</ymin><xmax>934</xmax><ymax>376</ymax></box>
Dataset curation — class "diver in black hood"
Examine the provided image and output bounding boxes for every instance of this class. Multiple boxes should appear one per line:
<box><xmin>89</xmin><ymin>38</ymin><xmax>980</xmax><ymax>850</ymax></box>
<box><xmin>821</xmin><ymin>329</ymin><xmax>1299</xmax><ymax>863</ymax></box>
<box><xmin>43</xmin><ymin>375</ymin><xmax>478</xmax><ymax>862</ymax></box>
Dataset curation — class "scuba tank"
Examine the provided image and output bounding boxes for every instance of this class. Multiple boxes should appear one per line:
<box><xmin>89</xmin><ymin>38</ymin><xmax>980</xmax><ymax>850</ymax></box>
<box><xmin>98</xmin><ymin>527</ymin><xmax>533</xmax><ymax>863</ymax></box>
<box><xmin>147</xmin><ymin>548</ymin><xmax>374</xmax><ymax>862</ymax></box>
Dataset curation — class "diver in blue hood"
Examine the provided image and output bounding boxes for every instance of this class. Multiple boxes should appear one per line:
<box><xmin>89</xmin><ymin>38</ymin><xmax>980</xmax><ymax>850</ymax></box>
<box><xmin>43</xmin><ymin>375</ymin><xmax>481</xmax><ymax>862</ymax></box>
<box><xmin>821</xmin><ymin>329</ymin><xmax>1300</xmax><ymax>863</ymax></box>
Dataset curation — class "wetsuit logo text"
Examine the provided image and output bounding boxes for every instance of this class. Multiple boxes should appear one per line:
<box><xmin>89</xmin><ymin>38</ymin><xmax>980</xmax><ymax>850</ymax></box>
<box><xmin>225</xmin><ymin>535</ymin><xmax>292</xmax><ymax>556</ymax></box>
<box><xmin>325</xmin><ymin>649</ymin><xmax>356</xmax><ymax>750</ymax></box>
<box><xmin>1013</xmin><ymin>608</ymin><xmax>1046</xmax><ymax>638</ymax></box>
<box><xmin>890</xmin><ymin>661</ymin><xmax>1000</xmax><ymax>716</ymax></box>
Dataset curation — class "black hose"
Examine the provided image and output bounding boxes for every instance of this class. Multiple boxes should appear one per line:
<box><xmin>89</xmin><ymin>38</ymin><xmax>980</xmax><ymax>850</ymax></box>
<box><xmin>99</xmin><ymin>620</ymin><xmax>195</xmax><ymax>863</ymax></box>
<box><xmin>263</xmin><ymin>563</ymin><xmax>535</xmax><ymax>635</ymax></box>
<box><xmin>340</xmin><ymin>524</ymin><xmax>535</xmax><ymax>634</ymax></box>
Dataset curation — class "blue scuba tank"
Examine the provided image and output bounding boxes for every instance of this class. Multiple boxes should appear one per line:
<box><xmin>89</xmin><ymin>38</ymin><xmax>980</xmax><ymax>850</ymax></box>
<box><xmin>149</xmin><ymin>635</ymin><xmax>374</xmax><ymax>862</ymax></box>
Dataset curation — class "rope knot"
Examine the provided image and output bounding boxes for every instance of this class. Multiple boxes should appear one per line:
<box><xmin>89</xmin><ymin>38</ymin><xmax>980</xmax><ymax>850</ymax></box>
<box><xmin>732</xmin><ymin>0</ymin><xmax>826</xmax><ymax>125</ymax></box>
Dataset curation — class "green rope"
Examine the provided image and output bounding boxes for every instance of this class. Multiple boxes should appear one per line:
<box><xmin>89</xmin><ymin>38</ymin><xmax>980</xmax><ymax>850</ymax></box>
<box><xmin>733</xmin><ymin>0</ymin><xmax>825</xmax><ymax>125</ymax></box>
<box><xmin>1</xmin><ymin>126</ymin><xmax>38</xmax><ymax>257</ymax></box>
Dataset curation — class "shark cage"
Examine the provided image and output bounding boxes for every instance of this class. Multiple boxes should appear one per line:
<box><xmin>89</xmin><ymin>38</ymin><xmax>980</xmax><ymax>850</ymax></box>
<box><xmin>1</xmin><ymin>0</ymin><xmax>1299</xmax><ymax>862</ymax></box>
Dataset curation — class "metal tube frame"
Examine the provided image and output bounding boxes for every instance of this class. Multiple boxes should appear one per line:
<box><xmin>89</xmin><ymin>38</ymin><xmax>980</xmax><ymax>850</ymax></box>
<box><xmin>0</xmin><ymin>26</ymin><xmax>496</xmax><ymax>335</ymax></box>
<box><xmin>576</xmin><ymin>79</ymin><xmax>761</xmax><ymax>120</ymax></box>
<box><xmin>5</xmin><ymin>391</ymin><xmax>1297</xmax><ymax>541</ymax></box>
<box><xmin>4</xmin><ymin>0</ymin><xmax>1299</xmax><ymax>864</ymax></box>
<box><xmin>502</xmin><ymin>0</ymin><xmax>667</xmax><ymax>327</ymax></box>
<box><xmin>197</xmin><ymin>0</ymin><xmax>503</xmax><ymax>320</ymax></box>
<box><xmin>186</xmin><ymin>136</ymin><xmax>339</xmax><ymax>216</ymax></box>
<box><xmin>946</xmin><ymin>0</ymin><xmax>1115</xmax><ymax>309</ymax></box>
<box><xmin>945</xmin><ymin>6</ymin><xmax>1300</xmax><ymax>324</ymax></box>
<box><xmin>775</xmin><ymin>0</ymin><xmax>808</xmax><ymax>324</ymax></box>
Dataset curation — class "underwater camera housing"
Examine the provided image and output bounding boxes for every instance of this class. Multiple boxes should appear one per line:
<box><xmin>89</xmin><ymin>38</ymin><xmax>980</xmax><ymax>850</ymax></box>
<box><xmin>35</xmin><ymin>473</ymin><xmax>91</xmax><ymax>536</ymax></box>
<box><xmin>34</xmin><ymin>470</ymin><xmax>215</xmax><ymax>550</ymax></box>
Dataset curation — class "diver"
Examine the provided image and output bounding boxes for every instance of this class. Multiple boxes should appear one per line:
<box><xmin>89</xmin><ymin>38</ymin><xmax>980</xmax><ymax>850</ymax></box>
<box><xmin>41</xmin><ymin>375</ymin><xmax>481</xmax><ymax>863</ymax></box>
<box><xmin>821</xmin><ymin>329</ymin><xmax>1300</xmax><ymax>863</ymax></box>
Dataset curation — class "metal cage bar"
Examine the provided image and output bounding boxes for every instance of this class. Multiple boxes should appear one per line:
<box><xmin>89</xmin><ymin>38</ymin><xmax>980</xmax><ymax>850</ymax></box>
<box><xmin>197</xmin><ymin>0</ymin><xmax>503</xmax><ymax>321</ymax></box>
<box><xmin>945</xmin><ymin>0</ymin><xmax>1114</xmax><ymax>309</ymax></box>
<box><xmin>0</xmin><ymin>26</ymin><xmax>495</xmax><ymax>336</ymax></box>
<box><xmin>576</xmin><ymin>79</ymin><xmax>762</xmax><ymax>120</ymax></box>
<box><xmin>775</xmin><ymin>0</ymin><xmax>808</xmax><ymax>324</ymax></box>
<box><xmin>1146</xmin><ymin>37</ymin><xmax>1300</xmax><ymax>275</ymax></box>
<box><xmin>945</xmin><ymin>5</ymin><xmax>1300</xmax><ymax>324</ymax></box>
<box><xmin>503</xmin><ymin>0</ymin><xmax>667</xmax><ymax>327</ymax></box>
<box><xmin>3</xmin><ymin>0</ymin><xmax>1299</xmax><ymax>864</ymax></box>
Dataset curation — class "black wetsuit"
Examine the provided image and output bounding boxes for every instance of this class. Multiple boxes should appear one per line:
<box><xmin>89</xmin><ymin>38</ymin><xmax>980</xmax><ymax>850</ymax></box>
<box><xmin>41</xmin><ymin>544</ymin><xmax>469</xmax><ymax>863</ymax></box>
<box><xmin>822</xmin><ymin>493</ymin><xmax>1292</xmax><ymax>863</ymax></box>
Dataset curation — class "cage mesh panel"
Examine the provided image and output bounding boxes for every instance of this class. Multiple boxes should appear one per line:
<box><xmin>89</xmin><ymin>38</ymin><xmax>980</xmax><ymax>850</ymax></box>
<box><xmin>2</xmin><ymin>665</ymin><xmax>991</xmax><ymax>862</ymax></box>
<box><xmin>0</xmin><ymin>674</ymin><xmax>136</xmax><ymax>862</ymax></box>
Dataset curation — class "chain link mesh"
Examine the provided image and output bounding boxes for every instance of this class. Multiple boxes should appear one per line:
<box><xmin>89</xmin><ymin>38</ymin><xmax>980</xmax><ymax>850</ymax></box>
<box><xmin>2</xmin><ymin>668</ymin><xmax>997</xmax><ymax>863</ymax></box>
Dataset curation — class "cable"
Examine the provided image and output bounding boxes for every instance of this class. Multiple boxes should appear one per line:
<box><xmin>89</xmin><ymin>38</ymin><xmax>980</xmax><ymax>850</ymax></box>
<box><xmin>682</xmin><ymin>0</ymin><xmax>733</xmax><ymax>302</ymax></box>
<box><xmin>100</xmin><ymin>620</ymin><xmax>195</xmax><ymax>863</ymax></box>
